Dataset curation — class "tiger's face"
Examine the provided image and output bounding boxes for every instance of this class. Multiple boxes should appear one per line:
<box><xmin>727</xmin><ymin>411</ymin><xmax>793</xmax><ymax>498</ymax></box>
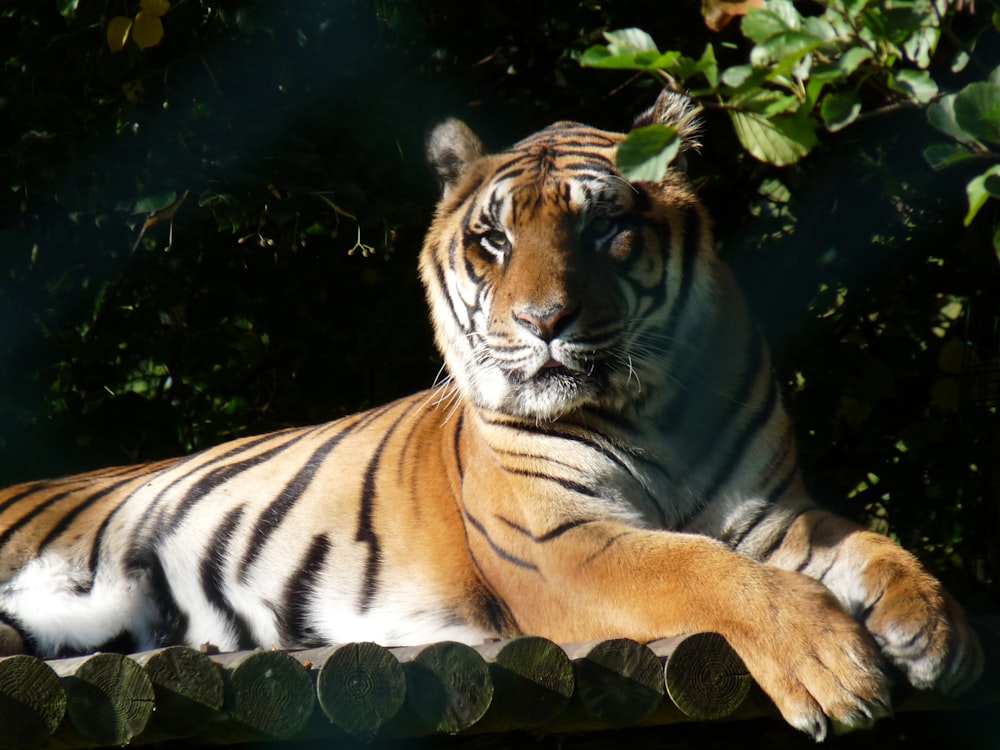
<box><xmin>421</xmin><ymin>97</ymin><xmax>710</xmax><ymax>421</ymax></box>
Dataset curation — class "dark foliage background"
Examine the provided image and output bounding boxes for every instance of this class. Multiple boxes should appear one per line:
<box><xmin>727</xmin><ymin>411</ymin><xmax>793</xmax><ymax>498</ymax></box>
<box><xmin>1</xmin><ymin>0</ymin><xmax>998</xmax><ymax>618</ymax></box>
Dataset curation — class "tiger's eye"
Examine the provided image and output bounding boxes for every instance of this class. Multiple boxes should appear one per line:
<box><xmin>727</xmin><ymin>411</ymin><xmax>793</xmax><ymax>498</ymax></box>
<box><xmin>485</xmin><ymin>229</ymin><xmax>509</xmax><ymax>248</ymax></box>
<box><xmin>589</xmin><ymin>218</ymin><xmax>614</xmax><ymax>237</ymax></box>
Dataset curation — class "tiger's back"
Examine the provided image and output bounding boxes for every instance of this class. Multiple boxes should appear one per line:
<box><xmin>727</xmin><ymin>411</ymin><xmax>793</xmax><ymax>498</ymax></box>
<box><xmin>0</xmin><ymin>91</ymin><xmax>982</xmax><ymax>741</ymax></box>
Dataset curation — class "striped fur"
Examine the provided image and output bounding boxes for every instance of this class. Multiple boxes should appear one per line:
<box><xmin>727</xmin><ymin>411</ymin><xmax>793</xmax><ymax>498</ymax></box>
<box><xmin>0</xmin><ymin>92</ymin><xmax>982</xmax><ymax>740</ymax></box>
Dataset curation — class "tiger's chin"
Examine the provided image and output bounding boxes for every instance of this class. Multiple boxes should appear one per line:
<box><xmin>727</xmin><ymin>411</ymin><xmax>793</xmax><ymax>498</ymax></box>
<box><xmin>489</xmin><ymin>366</ymin><xmax>639</xmax><ymax>422</ymax></box>
<box><xmin>508</xmin><ymin>370</ymin><xmax>596</xmax><ymax>421</ymax></box>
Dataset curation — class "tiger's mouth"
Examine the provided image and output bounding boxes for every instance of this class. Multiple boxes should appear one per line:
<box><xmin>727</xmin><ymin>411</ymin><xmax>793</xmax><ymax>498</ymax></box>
<box><xmin>496</xmin><ymin>356</ymin><xmax>613</xmax><ymax>419</ymax></box>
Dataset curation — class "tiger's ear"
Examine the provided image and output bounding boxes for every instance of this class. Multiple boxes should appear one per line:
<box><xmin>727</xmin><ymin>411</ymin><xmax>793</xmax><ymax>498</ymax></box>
<box><xmin>632</xmin><ymin>90</ymin><xmax>702</xmax><ymax>154</ymax></box>
<box><xmin>426</xmin><ymin>119</ymin><xmax>486</xmax><ymax>197</ymax></box>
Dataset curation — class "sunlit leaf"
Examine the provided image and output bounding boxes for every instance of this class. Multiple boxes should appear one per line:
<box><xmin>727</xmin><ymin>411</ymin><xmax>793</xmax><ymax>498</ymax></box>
<box><xmin>964</xmin><ymin>164</ymin><xmax>1000</xmax><ymax>226</ymax></box>
<box><xmin>954</xmin><ymin>82</ymin><xmax>1000</xmax><ymax>144</ymax></box>
<box><xmin>889</xmin><ymin>69</ymin><xmax>938</xmax><ymax>104</ymax></box>
<box><xmin>928</xmin><ymin>94</ymin><xmax>974</xmax><ymax>143</ymax></box>
<box><xmin>820</xmin><ymin>90</ymin><xmax>861</xmax><ymax>132</ymax></box>
<box><xmin>751</xmin><ymin>30</ymin><xmax>825</xmax><ymax>75</ymax></box>
<box><xmin>721</xmin><ymin>64</ymin><xmax>754</xmax><ymax>88</ymax></box>
<box><xmin>604</xmin><ymin>28</ymin><xmax>658</xmax><ymax>54</ymax></box>
<box><xmin>839</xmin><ymin>47</ymin><xmax>874</xmax><ymax>76</ymax></box>
<box><xmin>578</xmin><ymin>31</ymin><xmax>682</xmax><ymax>72</ymax></box>
<box><xmin>741</xmin><ymin>0</ymin><xmax>801</xmax><ymax>43</ymax></box>
<box><xmin>107</xmin><ymin>16</ymin><xmax>133</xmax><ymax>53</ymax></box>
<box><xmin>729</xmin><ymin>110</ymin><xmax>816</xmax><ymax>165</ymax></box>
<box><xmin>615</xmin><ymin>125</ymin><xmax>680</xmax><ymax>182</ymax></box>
<box><xmin>922</xmin><ymin>143</ymin><xmax>976</xmax><ymax>171</ymax></box>
<box><xmin>132</xmin><ymin>12</ymin><xmax>165</xmax><ymax>50</ymax></box>
<box><xmin>56</xmin><ymin>0</ymin><xmax>79</xmax><ymax>19</ymax></box>
<box><xmin>140</xmin><ymin>0</ymin><xmax>171</xmax><ymax>17</ymax></box>
<box><xmin>903</xmin><ymin>24</ymin><xmax>939</xmax><ymax>69</ymax></box>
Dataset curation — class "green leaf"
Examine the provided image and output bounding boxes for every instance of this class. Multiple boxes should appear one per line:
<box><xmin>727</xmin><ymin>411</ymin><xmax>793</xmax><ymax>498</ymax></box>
<box><xmin>839</xmin><ymin>47</ymin><xmax>874</xmax><ymax>77</ymax></box>
<box><xmin>742</xmin><ymin>0</ymin><xmax>801</xmax><ymax>44</ymax></box>
<box><xmin>56</xmin><ymin>0</ymin><xmax>79</xmax><ymax>19</ymax></box>
<box><xmin>698</xmin><ymin>44</ymin><xmax>719</xmax><ymax>89</ymax></box>
<box><xmin>669</xmin><ymin>45</ymin><xmax>719</xmax><ymax>89</ymax></box>
<box><xmin>951</xmin><ymin>50</ymin><xmax>970</xmax><ymax>74</ymax></box>
<box><xmin>577</xmin><ymin>30</ymin><xmax>682</xmax><ymax>72</ymax></box>
<box><xmin>928</xmin><ymin>94</ymin><xmax>973</xmax><ymax>143</ymax></box>
<box><xmin>889</xmin><ymin>69</ymin><xmax>938</xmax><ymax>104</ymax></box>
<box><xmin>752</xmin><ymin>30</ymin><xmax>825</xmax><ymax>75</ymax></box>
<box><xmin>133</xmin><ymin>191</ymin><xmax>177</xmax><ymax>214</ymax></box>
<box><xmin>922</xmin><ymin>143</ymin><xmax>976</xmax><ymax>171</ymax></box>
<box><xmin>615</xmin><ymin>125</ymin><xmax>680</xmax><ymax>182</ymax></box>
<box><xmin>604</xmin><ymin>28</ymin><xmax>658</xmax><ymax>54</ymax></box>
<box><xmin>821</xmin><ymin>90</ymin><xmax>861</xmax><ymax>132</ymax></box>
<box><xmin>903</xmin><ymin>24</ymin><xmax>939</xmax><ymax>69</ymax></box>
<box><xmin>964</xmin><ymin>164</ymin><xmax>1000</xmax><ymax>226</ymax></box>
<box><xmin>954</xmin><ymin>82</ymin><xmax>1000</xmax><ymax>144</ymax></box>
<box><xmin>721</xmin><ymin>64</ymin><xmax>755</xmax><ymax>89</ymax></box>
<box><xmin>728</xmin><ymin>110</ymin><xmax>817</xmax><ymax>166</ymax></box>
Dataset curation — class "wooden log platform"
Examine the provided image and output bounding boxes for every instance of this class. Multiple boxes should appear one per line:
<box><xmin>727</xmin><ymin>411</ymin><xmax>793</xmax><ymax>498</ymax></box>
<box><xmin>0</xmin><ymin>618</ymin><xmax>995</xmax><ymax>749</ymax></box>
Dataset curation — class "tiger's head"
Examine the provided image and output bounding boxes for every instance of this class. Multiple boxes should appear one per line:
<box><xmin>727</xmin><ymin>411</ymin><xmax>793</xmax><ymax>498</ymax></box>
<box><xmin>420</xmin><ymin>92</ymin><xmax>715</xmax><ymax>422</ymax></box>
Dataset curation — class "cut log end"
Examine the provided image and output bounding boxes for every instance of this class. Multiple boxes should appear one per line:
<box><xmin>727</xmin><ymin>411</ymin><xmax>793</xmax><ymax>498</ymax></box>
<box><xmin>661</xmin><ymin>632</ymin><xmax>751</xmax><ymax>721</ymax></box>
<box><xmin>316</xmin><ymin>642</ymin><xmax>406</xmax><ymax>742</ymax></box>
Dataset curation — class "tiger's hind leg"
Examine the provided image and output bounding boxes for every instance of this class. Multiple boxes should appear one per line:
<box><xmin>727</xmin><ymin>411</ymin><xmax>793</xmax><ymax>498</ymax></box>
<box><xmin>0</xmin><ymin>554</ymin><xmax>163</xmax><ymax>657</ymax></box>
<box><xmin>0</xmin><ymin>620</ymin><xmax>25</xmax><ymax>655</ymax></box>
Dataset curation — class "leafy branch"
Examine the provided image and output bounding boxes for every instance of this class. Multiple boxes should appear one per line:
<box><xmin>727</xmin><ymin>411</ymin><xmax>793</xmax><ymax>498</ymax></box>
<box><xmin>579</xmin><ymin>0</ymin><xmax>1000</xmax><ymax>256</ymax></box>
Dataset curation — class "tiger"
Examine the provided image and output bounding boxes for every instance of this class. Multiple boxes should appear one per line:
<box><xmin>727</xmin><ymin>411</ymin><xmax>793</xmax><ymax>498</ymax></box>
<box><xmin>0</xmin><ymin>91</ymin><xmax>983</xmax><ymax>741</ymax></box>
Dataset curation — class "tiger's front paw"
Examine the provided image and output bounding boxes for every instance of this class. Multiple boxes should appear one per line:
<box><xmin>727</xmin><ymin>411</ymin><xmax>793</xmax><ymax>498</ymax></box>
<box><xmin>859</xmin><ymin>553</ymin><xmax>983</xmax><ymax>696</ymax></box>
<box><xmin>728</xmin><ymin>569</ymin><xmax>892</xmax><ymax>741</ymax></box>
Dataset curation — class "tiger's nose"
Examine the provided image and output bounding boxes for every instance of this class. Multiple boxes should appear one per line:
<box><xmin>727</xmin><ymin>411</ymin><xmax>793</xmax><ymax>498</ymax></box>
<box><xmin>514</xmin><ymin>304</ymin><xmax>578</xmax><ymax>342</ymax></box>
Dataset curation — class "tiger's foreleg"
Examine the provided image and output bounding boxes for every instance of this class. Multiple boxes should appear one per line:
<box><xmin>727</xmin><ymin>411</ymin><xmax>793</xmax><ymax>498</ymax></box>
<box><xmin>484</xmin><ymin>521</ymin><xmax>892</xmax><ymax>741</ymax></box>
<box><xmin>758</xmin><ymin>509</ymin><xmax>983</xmax><ymax>697</ymax></box>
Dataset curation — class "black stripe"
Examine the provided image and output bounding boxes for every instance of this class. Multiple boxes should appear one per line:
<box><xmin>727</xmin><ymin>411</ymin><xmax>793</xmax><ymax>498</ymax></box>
<box><xmin>133</xmin><ymin>429</ymin><xmax>300</xmax><ymax>533</ymax></box>
<box><xmin>764</xmin><ymin>462</ymin><xmax>801</xmax><ymax>505</ymax></box>
<box><xmin>501</xmin><ymin>467</ymin><xmax>600</xmax><ymax>499</ymax></box>
<box><xmin>453</xmin><ymin>408</ymin><xmax>466</xmax><ymax>481</ymax></box>
<box><xmin>700</xmin><ymin>375</ymin><xmax>779</xmax><ymax>502</ymax></box>
<box><xmin>0</xmin><ymin>467</ymin><xmax>152</xmax><ymax>562</ymax></box>
<box><xmin>280</xmin><ymin>533</ymin><xmax>332</xmax><ymax>645</ymax></box>
<box><xmin>720</xmin><ymin>504</ymin><xmax>773</xmax><ymax>550</ymax></box>
<box><xmin>356</xmin><ymin>400</ymin><xmax>422</xmax><ymax>612</ymax></box>
<box><xmin>37</xmin><ymin>472</ymin><xmax>153</xmax><ymax>553</ymax></box>
<box><xmin>463</xmin><ymin>508</ymin><xmax>539</xmax><ymax>572</ymax></box>
<box><xmin>199</xmin><ymin>505</ymin><xmax>256</xmax><ymax>649</ymax></box>
<box><xmin>0</xmin><ymin>482</ymin><xmax>58</xmax><ymax>516</ymax></box>
<box><xmin>148</xmin><ymin>554</ymin><xmax>187</xmax><ymax>646</ymax></box>
<box><xmin>0</xmin><ymin>489</ymin><xmax>77</xmax><ymax>550</ymax></box>
<box><xmin>661</xmin><ymin>206</ymin><xmax>701</xmax><ymax>343</ymax></box>
<box><xmin>165</xmin><ymin>430</ymin><xmax>316</xmax><ymax>533</ymax></box>
<box><xmin>758</xmin><ymin>508</ymin><xmax>812</xmax><ymax>562</ymax></box>
<box><xmin>238</xmin><ymin>418</ymin><xmax>371</xmax><ymax>581</ymax></box>
<box><xmin>464</xmin><ymin>547</ymin><xmax>521</xmax><ymax>635</ymax></box>
<box><xmin>583</xmin><ymin>531</ymin><xmax>634</xmax><ymax>564</ymax></box>
<box><xmin>473</xmin><ymin>585</ymin><xmax>517</xmax><ymax>637</ymax></box>
<box><xmin>496</xmin><ymin>515</ymin><xmax>593</xmax><ymax>542</ymax></box>
<box><xmin>682</xmin><ymin>324</ymin><xmax>766</xmax><ymax>478</ymax></box>
<box><xmin>87</xmin><ymin>431</ymin><xmax>306</xmax><ymax>575</ymax></box>
<box><xmin>647</xmin><ymin>209</ymin><xmax>705</xmax><ymax>428</ymax></box>
<box><xmin>484</xmin><ymin>415</ymin><xmax>668</xmax><ymax>524</ymax></box>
